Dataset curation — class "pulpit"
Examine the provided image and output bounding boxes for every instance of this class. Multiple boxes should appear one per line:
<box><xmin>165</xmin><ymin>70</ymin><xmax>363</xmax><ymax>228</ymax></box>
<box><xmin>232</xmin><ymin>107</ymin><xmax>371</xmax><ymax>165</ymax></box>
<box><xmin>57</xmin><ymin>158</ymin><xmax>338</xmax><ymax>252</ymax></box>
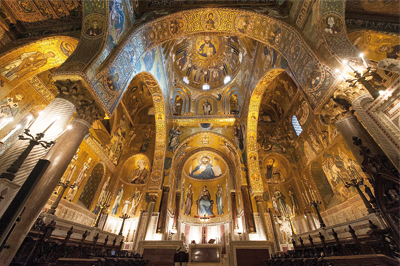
<box><xmin>188</xmin><ymin>244</ymin><xmax>222</xmax><ymax>266</ymax></box>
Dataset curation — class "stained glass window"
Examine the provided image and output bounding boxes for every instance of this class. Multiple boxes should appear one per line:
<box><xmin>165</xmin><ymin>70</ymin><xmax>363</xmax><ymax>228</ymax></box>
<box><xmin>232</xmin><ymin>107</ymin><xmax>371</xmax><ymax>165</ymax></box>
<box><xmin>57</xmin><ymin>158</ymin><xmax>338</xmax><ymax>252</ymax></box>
<box><xmin>291</xmin><ymin>115</ymin><xmax>303</xmax><ymax>136</ymax></box>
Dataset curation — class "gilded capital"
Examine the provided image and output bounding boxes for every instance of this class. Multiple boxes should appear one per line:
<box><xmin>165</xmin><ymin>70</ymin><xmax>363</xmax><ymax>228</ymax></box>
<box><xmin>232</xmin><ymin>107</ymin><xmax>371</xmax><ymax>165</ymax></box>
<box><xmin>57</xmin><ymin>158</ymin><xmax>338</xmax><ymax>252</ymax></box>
<box><xmin>54</xmin><ymin>79</ymin><xmax>105</xmax><ymax>125</ymax></box>
<box><xmin>333</xmin><ymin>82</ymin><xmax>368</xmax><ymax>103</ymax></box>
<box><xmin>254</xmin><ymin>195</ymin><xmax>263</xmax><ymax>203</ymax></box>
<box><xmin>148</xmin><ymin>192</ymin><xmax>158</xmax><ymax>202</ymax></box>
<box><xmin>320</xmin><ymin>98</ymin><xmax>353</xmax><ymax>125</ymax></box>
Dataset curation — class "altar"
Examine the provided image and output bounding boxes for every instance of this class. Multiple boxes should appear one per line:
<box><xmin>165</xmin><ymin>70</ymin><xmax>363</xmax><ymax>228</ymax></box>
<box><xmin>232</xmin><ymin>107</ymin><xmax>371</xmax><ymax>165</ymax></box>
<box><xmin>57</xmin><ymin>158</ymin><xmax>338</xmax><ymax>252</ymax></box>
<box><xmin>188</xmin><ymin>244</ymin><xmax>222</xmax><ymax>266</ymax></box>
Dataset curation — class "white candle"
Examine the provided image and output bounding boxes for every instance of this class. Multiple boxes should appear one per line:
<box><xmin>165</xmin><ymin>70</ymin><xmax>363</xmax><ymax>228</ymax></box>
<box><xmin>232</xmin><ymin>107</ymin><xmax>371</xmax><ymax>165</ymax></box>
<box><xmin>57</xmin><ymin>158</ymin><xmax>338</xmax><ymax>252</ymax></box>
<box><xmin>359</xmin><ymin>53</ymin><xmax>368</xmax><ymax>69</ymax></box>
<box><xmin>42</xmin><ymin>120</ymin><xmax>56</xmax><ymax>134</ymax></box>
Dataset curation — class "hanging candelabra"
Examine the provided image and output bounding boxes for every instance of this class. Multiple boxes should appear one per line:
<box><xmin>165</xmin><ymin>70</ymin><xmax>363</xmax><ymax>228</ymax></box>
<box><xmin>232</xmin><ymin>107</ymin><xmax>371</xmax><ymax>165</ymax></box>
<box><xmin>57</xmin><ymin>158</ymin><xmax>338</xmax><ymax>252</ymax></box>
<box><xmin>335</xmin><ymin>53</ymin><xmax>385</xmax><ymax>99</ymax></box>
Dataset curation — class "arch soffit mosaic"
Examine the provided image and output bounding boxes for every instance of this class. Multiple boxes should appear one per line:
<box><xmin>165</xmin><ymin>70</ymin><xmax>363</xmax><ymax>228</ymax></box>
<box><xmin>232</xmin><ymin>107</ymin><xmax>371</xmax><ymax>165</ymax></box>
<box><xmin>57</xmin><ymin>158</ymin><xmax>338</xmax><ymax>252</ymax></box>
<box><xmin>172</xmin><ymin>87</ymin><xmax>190</xmax><ymax>115</ymax></box>
<box><xmin>127</xmin><ymin>72</ymin><xmax>167</xmax><ymax>191</ymax></box>
<box><xmin>316</xmin><ymin>0</ymin><xmax>360</xmax><ymax>59</ymax></box>
<box><xmin>63</xmin><ymin>7</ymin><xmax>343</xmax><ymax>117</ymax></box>
<box><xmin>246</xmin><ymin>68</ymin><xmax>286</xmax><ymax>196</ymax></box>
<box><xmin>0</xmin><ymin>36</ymin><xmax>79</xmax><ymax>98</ymax></box>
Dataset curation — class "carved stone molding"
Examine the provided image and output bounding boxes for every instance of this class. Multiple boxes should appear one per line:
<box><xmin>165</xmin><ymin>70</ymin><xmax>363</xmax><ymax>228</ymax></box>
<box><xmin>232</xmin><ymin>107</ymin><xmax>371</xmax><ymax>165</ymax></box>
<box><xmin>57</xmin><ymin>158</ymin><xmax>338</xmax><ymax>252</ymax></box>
<box><xmin>54</xmin><ymin>79</ymin><xmax>104</xmax><ymax>125</ymax></box>
<box><xmin>320</xmin><ymin>98</ymin><xmax>353</xmax><ymax>125</ymax></box>
<box><xmin>333</xmin><ymin>83</ymin><xmax>368</xmax><ymax>104</ymax></box>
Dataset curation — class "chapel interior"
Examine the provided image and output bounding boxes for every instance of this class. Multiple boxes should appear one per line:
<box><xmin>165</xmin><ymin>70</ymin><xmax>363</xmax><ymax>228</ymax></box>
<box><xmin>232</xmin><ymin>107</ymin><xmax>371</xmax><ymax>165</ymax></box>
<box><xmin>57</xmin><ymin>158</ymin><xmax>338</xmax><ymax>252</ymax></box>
<box><xmin>0</xmin><ymin>0</ymin><xmax>399</xmax><ymax>266</ymax></box>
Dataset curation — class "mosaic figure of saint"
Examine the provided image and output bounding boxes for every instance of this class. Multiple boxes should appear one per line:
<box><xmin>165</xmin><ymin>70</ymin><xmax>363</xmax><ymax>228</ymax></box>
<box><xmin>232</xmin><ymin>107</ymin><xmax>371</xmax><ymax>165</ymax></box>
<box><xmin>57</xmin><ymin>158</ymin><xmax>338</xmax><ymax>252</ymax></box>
<box><xmin>93</xmin><ymin>176</ymin><xmax>110</xmax><ymax>215</ymax></box>
<box><xmin>184</xmin><ymin>183</ymin><xmax>193</xmax><ymax>216</ymax></box>
<box><xmin>197</xmin><ymin>36</ymin><xmax>216</xmax><ymax>58</ymax></box>
<box><xmin>108</xmin><ymin>0</ymin><xmax>125</xmax><ymax>45</ymax></box>
<box><xmin>288</xmin><ymin>185</ymin><xmax>300</xmax><ymax>214</ymax></box>
<box><xmin>205</xmin><ymin>13</ymin><xmax>215</xmax><ymax>30</ymax></box>
<box><xmin>168</xmin><ymin>126</ymin><xmax>183</xmax><ymax>152</ymax></box>
<box><xmin>216</xmin><ymin>184</ymin><xmax>224</xmax><ymax>215</ymax></box>
<box><xmin>111</xmin><ymin>184</ymin><xmax>124</xmax><ymax>215</ymax></box>
<box><xmin>233</xmin><ymin>125</ymin><xmax>244</xmax><ymax>151</ymax></box>
<box><xmin>129</xmin><ymin>187</ymin><xmax>141</xmax><ymax>216</ymax></box>
<box><xmin>121</xmin><ymin>199</ymin><xmax>131</xmax><ymax>214</ymax></box>
<box><xmin>324</xmin><ymin>16</ymin><xmax>341</xmax><ymax>34</ymax></box>
<box><xmin>265</xmin><ymin>158</ymin><xmax>283</xmax><ymax>183</ymax></box>
<box><xmin>0</xmin><ymin>94</ymin><xmax>23</xmax><ymax>130</ymax></box>
<box><xmin>203</xmin><ymin>100</ymin><xmax>212</xmax><ymax>115</ymax></box>
<box><xmin>0</xmin><ymin>51</ymin><xmax>55</xmax><ymax>81</ymax></box>
<box><xmin>86</xmin><ymin>19</ymin><xmax>103</xmax><ymax>36</ymax></box>
<box><xmin>128</xmin><ymin>159</ymin><xmax>149</xmax><ymax>184</ymax></box>
<box><xmin>189</xmin><ymin>155</ymin><xmax>221</xmax><ymax>180</ymax></box>
<box><xmin>273</xmin><ymin>187</ymin><xmax>290</xmax><ymax>216</ymax></box>
<box><xmin>198</xmin><ymin>185</ymin><xmax>214</xmax><ymax>216</ymax></box>
<box><xmin>66</xmin><ymin>158</ymin><xmax>92</xmax><ymax>201</ymax></box>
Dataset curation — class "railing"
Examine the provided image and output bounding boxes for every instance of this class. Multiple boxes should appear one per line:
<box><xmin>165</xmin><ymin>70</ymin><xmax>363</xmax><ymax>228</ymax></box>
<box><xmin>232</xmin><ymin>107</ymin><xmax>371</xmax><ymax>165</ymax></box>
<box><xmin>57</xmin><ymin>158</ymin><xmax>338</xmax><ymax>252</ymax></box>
<box><xmin>266</xmin><ymin>220</ymin><xmax>399</xmax><ymax>266</ymax></box>
<box><xmin>11</xmin><ymin>218</ymin><xmax>148</xmax><ymax>266</ymax></box>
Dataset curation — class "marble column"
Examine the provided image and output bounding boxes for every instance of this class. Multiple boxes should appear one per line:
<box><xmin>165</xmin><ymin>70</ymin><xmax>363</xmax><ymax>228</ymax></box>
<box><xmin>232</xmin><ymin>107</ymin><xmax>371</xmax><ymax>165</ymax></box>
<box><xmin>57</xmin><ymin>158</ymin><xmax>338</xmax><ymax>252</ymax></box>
<box><xmin>269</xmin><ymin>212</ymin><xmax>281</xmax><ymax>251</ymax></box>
<box><xmin>336</xmin><ymin>114</ymin><xmax>384</xmax><ymax>164</ymax></box>
<box><xmin>321</xmin><ymin>98</ymin><xmax>385</xmax><ymax>166</ymax></box>
<box><xmin>0</xmin><ymin>98</ymin><xmax>76</xmax><ymax>217</ymax></box>
<box><xmin>230</xmin><ymin>192</ymin><xmax>238</xmax><ymax>230</ymax></box>
<box><xmin>157</xmin><ymin>187</ymin><xmax>169</xmax><ymax>233</ymax></box>
<box><xmin>144</xmin><ymin>193</ymin><xmax>157</xmax><ymax>240</ymax></box>
<box><xmin>240</xmin><ymin>186</ymin><xmax>255</xmax><ymax>233</ymax></box>
<box><xmin>255</xmin><ymin>196</ymin><xmax>269</xmax><ymax>240</ymax></box>
<box><xmin>172</xmin><ymin>192</ymin><xmax>180</xmax><ymax>231</ymax></box>
<box><xmin>0</xmin><ymin>80</ymin><xmax>103</xmax><ymax>266</ymax></box>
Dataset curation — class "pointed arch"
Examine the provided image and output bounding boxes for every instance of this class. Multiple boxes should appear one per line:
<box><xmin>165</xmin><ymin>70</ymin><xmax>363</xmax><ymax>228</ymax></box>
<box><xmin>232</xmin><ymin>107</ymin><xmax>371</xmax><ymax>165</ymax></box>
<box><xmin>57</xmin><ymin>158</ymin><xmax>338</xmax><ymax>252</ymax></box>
<box><xmin>195</xmin><ymin>95</ymin><xmax>218</xmax><ymax>115</ymax></box>
<box><xmin>246</xmin><ymin>68</ymin><xmax>286</xmax><ymax>196</ymax></box>
<box><xmin>223</xmin><ymin>86</ymin><xmax>241</xmax><ymax>115</ymax></box>
<box><xmin>172</xmin><ymin>88</ymin><xmax>190</xmax><ymax>115</ymax></box>
<box><xmin>0</xmin><ymin>36</ymin><xmax>79</xmax><ymax>100</ymax></box>
<box><xmin>127</xmin><ymin>71</ymin><xmax>167</xmax><ymax>190</ymax></box>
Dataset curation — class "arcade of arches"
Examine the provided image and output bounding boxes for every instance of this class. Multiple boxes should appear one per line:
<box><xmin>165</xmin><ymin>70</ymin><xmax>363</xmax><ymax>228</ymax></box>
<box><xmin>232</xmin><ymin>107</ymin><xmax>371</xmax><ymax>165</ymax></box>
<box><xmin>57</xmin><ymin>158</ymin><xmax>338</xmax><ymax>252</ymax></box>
<box><xmin>0</xmin><ymin>1</ymin><xmax>399</xmax><ymax>265</ymax></box>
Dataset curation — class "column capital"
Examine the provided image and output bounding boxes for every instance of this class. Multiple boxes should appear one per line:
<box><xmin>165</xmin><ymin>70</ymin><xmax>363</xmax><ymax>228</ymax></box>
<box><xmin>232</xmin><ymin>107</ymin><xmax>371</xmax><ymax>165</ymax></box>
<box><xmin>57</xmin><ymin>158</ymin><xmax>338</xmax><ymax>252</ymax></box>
<box><xmin>148</xmin><ymin>192</ymin><xmax>158</xmax><ymax>202</ymax></box>
<box><xmin>333</xmin><ymin>82</ymin><xmax>369</xmax><ymax>104</ymax></box>
<box><xmin>54</xmin><ymin>79</ymin><xmax>104</xmax><ymax>125</ymax></box>
<box><xmin>254</xmin><ymin>195</ymin><xmax>263</xmax><ymax>203</ymax></box>
<box><xmin>320</xmin><ymin>98</ymin><xmax>353</xmax><ymax>125</ymax></box>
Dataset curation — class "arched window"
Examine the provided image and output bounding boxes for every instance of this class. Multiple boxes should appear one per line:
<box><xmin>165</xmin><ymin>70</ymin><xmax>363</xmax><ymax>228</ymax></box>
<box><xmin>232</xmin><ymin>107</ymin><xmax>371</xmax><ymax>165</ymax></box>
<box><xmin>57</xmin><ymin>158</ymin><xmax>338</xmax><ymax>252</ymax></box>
<box><xmin>291</xmin><ymin>115</ymin><xmax>303</xmax><ymax>136</ymax></box>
